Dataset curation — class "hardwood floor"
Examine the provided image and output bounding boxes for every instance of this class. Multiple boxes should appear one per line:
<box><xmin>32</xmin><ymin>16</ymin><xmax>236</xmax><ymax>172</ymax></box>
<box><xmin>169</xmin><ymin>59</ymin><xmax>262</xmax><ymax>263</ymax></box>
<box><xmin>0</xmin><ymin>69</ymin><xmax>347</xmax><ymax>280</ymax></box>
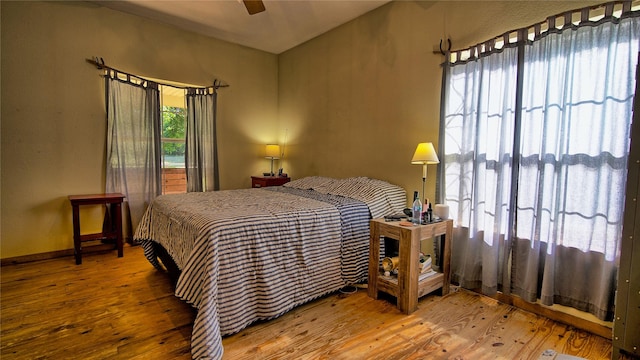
<box><xmin>1</xmin><ymin>244</ymin><xmax>619</xmax><ymax>360</ymax></box>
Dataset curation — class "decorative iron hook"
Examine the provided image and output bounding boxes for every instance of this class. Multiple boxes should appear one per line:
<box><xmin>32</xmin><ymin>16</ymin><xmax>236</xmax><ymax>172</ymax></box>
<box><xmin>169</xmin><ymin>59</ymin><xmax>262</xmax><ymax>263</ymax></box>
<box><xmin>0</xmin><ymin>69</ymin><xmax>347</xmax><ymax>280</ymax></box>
<box><xmin>439</xmin><ymin>38</ymin><xmax>452</xmax><ymax>55</ymax></box>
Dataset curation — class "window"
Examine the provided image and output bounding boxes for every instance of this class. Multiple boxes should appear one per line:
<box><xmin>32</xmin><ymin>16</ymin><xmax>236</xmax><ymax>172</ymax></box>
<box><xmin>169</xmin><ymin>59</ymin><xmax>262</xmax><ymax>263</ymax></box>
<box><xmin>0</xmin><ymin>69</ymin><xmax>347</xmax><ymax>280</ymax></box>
<box><xmin>105</xmin><ymin>71</ymin><xmax>219</xmax><ymax>232</ymax></box>
<box><xmin>441</xmin><ymin>2</ymin><xmax>639</xmax><ymax>321</ymax></box>
<box><xmin>160</xmin><ymin>85</ymin><xmax>187</xmax><ymax>194</ymax></box>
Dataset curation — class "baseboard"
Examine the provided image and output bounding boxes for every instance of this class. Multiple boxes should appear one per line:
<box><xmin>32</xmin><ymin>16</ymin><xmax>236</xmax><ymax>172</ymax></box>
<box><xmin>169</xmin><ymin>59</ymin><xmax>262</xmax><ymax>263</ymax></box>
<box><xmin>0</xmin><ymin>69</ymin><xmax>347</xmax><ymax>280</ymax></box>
<box><xmin>1</xmin><ymin>248</ymin><xmax>77</xmax><ymax>266</ymax></box>
<box><xmin>1</xmin><ymin>239</ymin><xmax>135</xmax><ymax>266</ymax></box>
<box><xmin>487</xmin><ymin>291</ymin><xmax>613</xmax><ymax>340</ymax></box>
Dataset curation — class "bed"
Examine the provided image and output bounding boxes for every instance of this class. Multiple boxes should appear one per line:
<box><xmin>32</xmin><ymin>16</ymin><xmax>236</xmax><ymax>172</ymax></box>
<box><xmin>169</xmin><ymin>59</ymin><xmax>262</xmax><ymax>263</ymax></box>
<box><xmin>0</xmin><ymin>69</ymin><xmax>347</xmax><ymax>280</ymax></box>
<box><xmin>133</xmin><ymin>176</ymin><xmax>407</xmax><ymax>359</ymax></box>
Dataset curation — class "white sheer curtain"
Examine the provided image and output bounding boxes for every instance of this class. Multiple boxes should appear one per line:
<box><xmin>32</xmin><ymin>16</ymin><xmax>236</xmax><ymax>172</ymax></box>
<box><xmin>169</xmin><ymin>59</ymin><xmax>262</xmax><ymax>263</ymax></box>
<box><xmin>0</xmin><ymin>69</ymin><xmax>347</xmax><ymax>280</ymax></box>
<box><xmin>443</xmin><ymin>46</ymin><xmax>518</xmax><ymax>295</ymax></box>
<box><xmin>513</xmin><ymin>14</ymin><xmax>639</xmax><ymax>319</ymax></box>
<box><xmin>186</xmin><ymin>87</ymin><xmax>219</xmax><ymax>192</ymax></box>
<box><xmin>442</xmin><ymin>3</ymin><xmax>639</xmax><ymax>320</ymax></box>
<box><xmin>105</xmin><ymin>72</ymin><xmax>162</xmax><ymax>235</ymax></box>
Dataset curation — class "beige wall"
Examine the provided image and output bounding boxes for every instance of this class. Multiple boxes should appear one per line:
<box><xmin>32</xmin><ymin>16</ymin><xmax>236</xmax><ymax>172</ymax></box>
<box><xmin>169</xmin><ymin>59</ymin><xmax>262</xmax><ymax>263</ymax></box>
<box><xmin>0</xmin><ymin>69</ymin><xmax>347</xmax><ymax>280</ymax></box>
<box><xmin>278</xmin><ymin>0</ymin><xmax>603</xmax><ymax>206</ymax></box>
<box><xmin>1</xmin><ymin>0</ymin><xmax>602</xmax><ymax>259</ymax></box>
<box><xmin>1</xmin><ymin>1</ymin><xmax>278</xmax><ymax>258</ymax></box>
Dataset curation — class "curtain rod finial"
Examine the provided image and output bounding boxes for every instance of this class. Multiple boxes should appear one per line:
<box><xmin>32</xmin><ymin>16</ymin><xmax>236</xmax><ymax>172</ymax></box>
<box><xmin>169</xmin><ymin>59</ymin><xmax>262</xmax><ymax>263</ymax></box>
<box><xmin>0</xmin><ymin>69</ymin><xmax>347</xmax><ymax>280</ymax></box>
<box><xmin>86</xmin><ymin>57</ymin><xmax>106</xmax><ymax>69</ymax></box>
<box><xmin>440</xmin><ymin>38</ymin><xmax>452</xmax><ymax>55</ymax></box>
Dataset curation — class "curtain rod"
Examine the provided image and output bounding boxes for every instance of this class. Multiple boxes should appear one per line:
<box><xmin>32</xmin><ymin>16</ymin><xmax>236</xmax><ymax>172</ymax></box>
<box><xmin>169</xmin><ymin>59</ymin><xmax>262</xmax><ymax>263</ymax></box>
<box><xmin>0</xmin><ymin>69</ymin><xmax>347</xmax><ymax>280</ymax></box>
<box><xmin>85</xmin><ymin>57</ymin><xmax>230</xmax><ymax>90</ymax></box>
<box><xmin>442</xmin><ymin>0</ymin><xmax>638</xmax><ymax>63</ymax></box>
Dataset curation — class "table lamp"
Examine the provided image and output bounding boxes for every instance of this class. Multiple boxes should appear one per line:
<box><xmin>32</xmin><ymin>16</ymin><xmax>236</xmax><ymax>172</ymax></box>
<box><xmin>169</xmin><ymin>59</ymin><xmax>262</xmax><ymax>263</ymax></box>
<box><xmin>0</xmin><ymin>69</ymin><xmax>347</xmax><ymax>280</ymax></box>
<box><xmin>411</xmin><ymin>142</ymin><xmax>440</xmax><ymax>204</ymax></box>
<box><xmin>265</xmin><ymin>144</ymin><xmax>280</xmax><ymax>176</ymax></box>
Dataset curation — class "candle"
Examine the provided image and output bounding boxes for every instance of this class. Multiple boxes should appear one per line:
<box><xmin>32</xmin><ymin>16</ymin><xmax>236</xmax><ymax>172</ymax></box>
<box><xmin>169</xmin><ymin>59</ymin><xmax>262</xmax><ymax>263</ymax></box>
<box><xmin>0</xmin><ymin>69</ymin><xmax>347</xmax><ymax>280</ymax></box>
<box><xmin>434</xmin><ymin>204</ymin><xmax>449</xmax><ymax>219</ymax></box>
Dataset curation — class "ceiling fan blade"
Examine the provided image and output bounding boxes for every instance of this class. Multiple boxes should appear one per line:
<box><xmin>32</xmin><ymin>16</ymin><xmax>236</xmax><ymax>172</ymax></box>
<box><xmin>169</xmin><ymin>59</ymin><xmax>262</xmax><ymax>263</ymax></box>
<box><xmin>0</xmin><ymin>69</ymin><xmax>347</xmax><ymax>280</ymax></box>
<box><xmin>243</xmin><ymin>0</ymin><xmax>265</xmax><ymax>15</ymax></box>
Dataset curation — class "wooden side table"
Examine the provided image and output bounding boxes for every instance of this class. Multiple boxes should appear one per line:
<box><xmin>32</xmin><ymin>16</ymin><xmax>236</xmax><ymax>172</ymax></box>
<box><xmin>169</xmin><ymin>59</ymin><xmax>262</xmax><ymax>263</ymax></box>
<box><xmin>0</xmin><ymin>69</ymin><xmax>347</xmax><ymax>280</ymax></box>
<box><xmin>68</xmin><ymin>193</ymin><xmax>125</xmax><ymax>265</ymax></box>
<box><xmin>368</xmin><ymin>218</ymin><xmax>453</xmax><ymax>314</ymax></box>
<box><xmin>251</xmin><ymin>176</ymin><xmax>290</xmax><ymax>188</ymax></box>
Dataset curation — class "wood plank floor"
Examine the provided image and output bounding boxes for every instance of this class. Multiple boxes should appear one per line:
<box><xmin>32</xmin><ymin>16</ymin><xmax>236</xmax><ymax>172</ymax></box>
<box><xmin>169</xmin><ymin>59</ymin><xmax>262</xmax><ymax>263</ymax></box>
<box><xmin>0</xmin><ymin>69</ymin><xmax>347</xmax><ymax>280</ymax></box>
<box><xmin>1</xmin><ymin>244</ymin><xmax>620</xmax><ymax>360</ymax></box>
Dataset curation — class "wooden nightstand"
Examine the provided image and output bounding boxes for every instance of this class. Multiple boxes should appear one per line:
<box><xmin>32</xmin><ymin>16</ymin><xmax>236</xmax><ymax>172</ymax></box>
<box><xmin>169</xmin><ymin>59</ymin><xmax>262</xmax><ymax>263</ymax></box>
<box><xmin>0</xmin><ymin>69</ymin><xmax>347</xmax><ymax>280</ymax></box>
<box><xmin>368</xmin><ymin>218</ymin><xmax>452</xmax><ymax>314</ymax></box>
<box><xmin>251</xmin><ymin>176</ymin><xmax>290</xmax><ymax>188</ymax></box>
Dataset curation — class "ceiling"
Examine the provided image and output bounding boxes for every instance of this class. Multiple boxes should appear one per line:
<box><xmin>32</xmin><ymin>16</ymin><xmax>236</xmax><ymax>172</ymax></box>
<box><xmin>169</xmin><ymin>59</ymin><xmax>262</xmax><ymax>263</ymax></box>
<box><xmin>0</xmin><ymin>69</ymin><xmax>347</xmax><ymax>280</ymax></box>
<box><xmin>93</xmin><ymin>0</ymin><xmax>393</xmax><ymax>54</ymax></box>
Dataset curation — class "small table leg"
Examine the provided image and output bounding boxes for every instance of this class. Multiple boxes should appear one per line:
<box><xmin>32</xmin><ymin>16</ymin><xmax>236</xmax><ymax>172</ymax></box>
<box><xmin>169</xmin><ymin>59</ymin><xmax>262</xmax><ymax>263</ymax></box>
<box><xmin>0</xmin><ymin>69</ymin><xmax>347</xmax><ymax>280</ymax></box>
<box><xmin>113</xmin><ymin>202</ymin><xmax>123</xmax><ymax>258</ymax></box>
<box><xmin>368</xmin><ymin>222</ymin><xmax>381</xmax><ymax>299</ymax></box>
<box><xmin>71</xmin><ymin>204</ymin><xmax>82</xmax><ymax>265</ymax></box>
<box><xmin>397</xmin><ymin>227</ymin><xmax>420</xmax><ymax>314</ymax></box>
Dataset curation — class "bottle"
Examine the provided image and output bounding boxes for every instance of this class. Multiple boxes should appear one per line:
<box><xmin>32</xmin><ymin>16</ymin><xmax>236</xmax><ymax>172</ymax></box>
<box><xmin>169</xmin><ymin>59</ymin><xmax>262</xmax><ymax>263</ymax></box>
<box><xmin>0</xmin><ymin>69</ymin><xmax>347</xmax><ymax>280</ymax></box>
<box><xmin>412</xmin><ymin>191</ymin><xmax>422</xmax><ymax>225</ymax></box>
<box><xmin>423</xmin><ymin>198</ymin><xmax>429</xmax><ymax>221</ymax></box>
<box><xmin>427</xmin><ymin>202</ymin><xmax>433</xmax><ymax>223</ymax></box>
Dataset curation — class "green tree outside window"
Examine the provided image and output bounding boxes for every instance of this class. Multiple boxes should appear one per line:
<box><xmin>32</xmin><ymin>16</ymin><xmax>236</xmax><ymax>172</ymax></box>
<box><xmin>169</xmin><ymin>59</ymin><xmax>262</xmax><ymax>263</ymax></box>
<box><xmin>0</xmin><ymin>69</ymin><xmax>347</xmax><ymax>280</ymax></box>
<box><xmin>162</xmin><ymin>106</ymin><xmax>186</xmax><ymax>156</ymax></box>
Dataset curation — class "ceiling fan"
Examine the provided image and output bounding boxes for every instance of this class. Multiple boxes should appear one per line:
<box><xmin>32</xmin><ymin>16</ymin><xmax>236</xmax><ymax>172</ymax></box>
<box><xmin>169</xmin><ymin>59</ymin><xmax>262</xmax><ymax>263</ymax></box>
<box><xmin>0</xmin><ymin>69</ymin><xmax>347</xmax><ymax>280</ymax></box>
<box><xmin>242</xmin><ymin>0</ymin><xmax>265</xmax><ymax>15</ymax></box>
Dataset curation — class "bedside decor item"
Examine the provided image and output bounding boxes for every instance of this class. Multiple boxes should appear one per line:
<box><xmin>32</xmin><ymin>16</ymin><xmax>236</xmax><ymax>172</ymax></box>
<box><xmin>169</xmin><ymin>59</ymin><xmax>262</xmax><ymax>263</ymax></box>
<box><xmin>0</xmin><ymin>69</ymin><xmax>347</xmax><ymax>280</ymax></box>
<box><xmin>265</xmin><ymin>144</ymin><xmax>280</xmax><ymax>176</ymax></box>
<box><xmin>411</xmin><ymin>142</ymin><xmax>440</xmax><ymax>206</ymax></box>
<box><xmin>419</xmin><ymin>253</ymin><xmax>432</xmax><ymax>273</ymax></box>
<box><xmin>411</xmin><ymin>190</ymin><xmax>422</xmax><ymax>224</ymax></box>
<box><xmin>434</xmin><ymin>204</ymin><xmax>449</xmax><ymax>219</ymax></box>
<box><xmin>382</xmin><ymin>256</ymin><xmax>399</xmax><ymax>272</ymax></box>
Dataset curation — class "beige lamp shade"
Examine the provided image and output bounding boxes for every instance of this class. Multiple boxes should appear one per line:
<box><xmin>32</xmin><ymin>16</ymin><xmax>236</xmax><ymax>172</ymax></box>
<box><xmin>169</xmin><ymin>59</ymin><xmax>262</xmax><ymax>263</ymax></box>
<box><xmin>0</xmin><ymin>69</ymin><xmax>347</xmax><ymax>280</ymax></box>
<box><xmin>412</xmin><ymin>143</ymin><xmax>439</xmax><ymax>199</ymax></box>
<box><xmin>411</xmin><ymin>142</ymin><xmax>439</xmax><ymax>165</ymax></box>
<box><xmin>265</xmin><ymin>144</ymin><xmax>281</xmax><ymax>159</ymax></box>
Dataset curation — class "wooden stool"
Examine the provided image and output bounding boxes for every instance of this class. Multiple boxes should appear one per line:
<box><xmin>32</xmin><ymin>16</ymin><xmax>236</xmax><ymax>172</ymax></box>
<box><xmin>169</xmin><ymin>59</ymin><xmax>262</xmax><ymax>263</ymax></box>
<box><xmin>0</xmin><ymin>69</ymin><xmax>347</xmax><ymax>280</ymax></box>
<box><xmin>68</xmin><ymin>193</ymin><xmax>125</xmax><ymax>265</ymax></box>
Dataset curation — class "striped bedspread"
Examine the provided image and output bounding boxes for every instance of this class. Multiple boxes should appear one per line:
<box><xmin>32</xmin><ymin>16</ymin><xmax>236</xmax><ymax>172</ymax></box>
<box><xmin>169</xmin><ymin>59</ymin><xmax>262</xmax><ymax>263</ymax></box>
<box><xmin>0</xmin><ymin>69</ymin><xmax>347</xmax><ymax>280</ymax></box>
<box><xmin>134</xmin><ymin>177</ymin><xmax>406</xmax><ymax>360</ymax></box>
